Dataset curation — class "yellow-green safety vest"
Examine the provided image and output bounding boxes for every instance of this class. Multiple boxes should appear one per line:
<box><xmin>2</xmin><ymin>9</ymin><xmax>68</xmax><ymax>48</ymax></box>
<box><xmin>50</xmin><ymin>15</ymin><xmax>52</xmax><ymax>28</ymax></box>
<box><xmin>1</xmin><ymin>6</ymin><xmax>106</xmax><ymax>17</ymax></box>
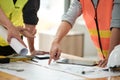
<box><xmin>0</xmin><ymin>0</ymin><xmax>28</xmax><ymax>46</ymax></box>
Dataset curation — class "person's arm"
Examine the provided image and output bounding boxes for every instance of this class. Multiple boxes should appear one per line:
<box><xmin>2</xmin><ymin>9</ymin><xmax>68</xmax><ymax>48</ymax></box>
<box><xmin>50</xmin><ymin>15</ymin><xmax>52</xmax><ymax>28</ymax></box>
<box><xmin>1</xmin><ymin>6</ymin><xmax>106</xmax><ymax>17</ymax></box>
<box><xmin>22</xmin><ymin>0</ymin><xmax>40</xmax><ymax>55</ymax></box>
<box><xmin>109</xmin><ymin>0</ymin><xmax>120</xmax><ymax>54</ymax></box>
<box><xmin>53</xmin><ymin>22</ymin><xmax>72</xmax><ymax>44</ymax></box>
<box><xmin>48</xmin><ymin>21</ymin><xmax>72</xmax><ymax>64</ymax></box>
<box><xmin>55</xmin><ymin>0</ymin><xmax>81</xmax><ymax>42</ymax></box>
<box><xmin>98</xmin><ymin>0</ymin><xmax>120</xmax><ymax>67</ymax></box>
<box><xmin>0</xmin><ymin>8</ymin><xmax>26</xmax><ymax>46</ymax></box>
<box><xmin>24</xmin><ymin>24</ymin><xmax>36</xmax><ymax>53</ymax></box>
<box><xmin>48</xmin><ymin>0</ymin><xmax>82</xmax><ymax>64</ymax></box>
<box><xmin>109</xmin><ymin>28</ymin><xmax>120</xmax><ymax>54</ymax></box>
<box><xmin>98</xmin><ymin>28</ymin><xmax>120</xmax><ymax>67</ymax></box>
<box><xmin>0</xmin><ymin>8</ymin><xmax>13</xmax><ymax>30</ymax></box>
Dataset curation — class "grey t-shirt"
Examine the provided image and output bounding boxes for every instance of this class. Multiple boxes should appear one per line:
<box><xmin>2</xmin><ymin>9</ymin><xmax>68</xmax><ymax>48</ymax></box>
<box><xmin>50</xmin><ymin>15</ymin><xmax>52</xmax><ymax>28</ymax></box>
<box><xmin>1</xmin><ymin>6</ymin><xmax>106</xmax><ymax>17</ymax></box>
<box><xmin>62</xmin><ymin>0</ymin><xmax>120</xmax><ymax>29</ymax></box>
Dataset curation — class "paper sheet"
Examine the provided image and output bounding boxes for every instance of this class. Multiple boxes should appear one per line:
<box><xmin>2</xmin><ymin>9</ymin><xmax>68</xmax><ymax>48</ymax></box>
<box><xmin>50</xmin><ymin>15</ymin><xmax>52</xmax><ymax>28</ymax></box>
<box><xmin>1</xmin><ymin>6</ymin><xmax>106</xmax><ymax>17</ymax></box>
<box><xmin>1</xmin><ymin>60</ymin><xmax>120</xmax><ymax>79</ymax></box>
<box><xmin>31</xmin><ymin>59</ymin><xmax>120</xmax><ymax>79</ymax></box>
<box><xmin>0</xmin><ymin>61</ymin><xmax>84</xmax><ymax>80</ymax></box>
<box><xmin>0</xmin><ymin>25</ymin><xmax>28</xmax><ymax>55</ymax></box>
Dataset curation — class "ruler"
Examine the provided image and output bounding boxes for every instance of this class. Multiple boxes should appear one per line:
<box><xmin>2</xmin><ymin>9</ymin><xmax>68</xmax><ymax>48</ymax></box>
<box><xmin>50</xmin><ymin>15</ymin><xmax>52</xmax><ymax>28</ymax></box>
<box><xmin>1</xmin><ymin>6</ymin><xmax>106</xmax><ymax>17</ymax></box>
<box><xmin>0</xmin><ymin>71</ymin><xmax>24</xmax><ymax>80</ymax></box>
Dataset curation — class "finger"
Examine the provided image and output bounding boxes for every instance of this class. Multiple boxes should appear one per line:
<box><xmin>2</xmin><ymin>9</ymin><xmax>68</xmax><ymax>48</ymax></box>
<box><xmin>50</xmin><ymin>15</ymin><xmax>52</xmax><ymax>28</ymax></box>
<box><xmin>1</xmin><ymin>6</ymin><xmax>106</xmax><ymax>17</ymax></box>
<box><xmin>54</xmin><ymin>50</ymin><xmax>61</xmax><ymax>60</ymax></box>
<box><xmin>97</xmin><ymin>60</ymin><xmax>103</xmax><ymax>67</ymax></box>
<box><xmin>20</xmin><ymin>27</ymin><xmax>28</xmax><ymax>30</ymax></box>
<box><xmin>48</xmin><ymin>50</ymin><xmax>52</xmax><ymax>65</ymax></box>
<box><xmin>16</xmin><ymin>27</ymin><xmax>22</xmax><ymax>30</ymax></box>
<box><xmin>34</xmin><ymin>51</ymin><xmax>49</xmax><ymax>55</ymax></box>
<box><xmin>7</xmin><ymin>35</ymin><xmax>27</xmax><ymax>47</ymax></box>
<box><xmin>100</xmin><ymin>60</ymin><xmax>107</xmax><ymax>68</ymax></box>
<box><xmin>21</xmin><ymin>31</ymin><xmax>35</xmax><ymax>38</ymax></box>
<box><xmin>32</xmin><ymin>29</ymin><xmax>36</xmax><ymax>35</ymax></box>
<box><xmin>48</xmin><ymin>57</ymin><xmax>52</xmax><ymax>65</ymax></box>
<box><xmin>7</xmin><ymin>35</ymin><xmax>12</xmax><ymax>43</ymax></box>
<box><xmin>48</xmin><ymin>50</ymin><xmax>56</xmax><ymax>65</ymax></box>
<box><xmin>98</xmin><ymin>60</ymin><xmax>106</xmax><ymax>68</ymax></box>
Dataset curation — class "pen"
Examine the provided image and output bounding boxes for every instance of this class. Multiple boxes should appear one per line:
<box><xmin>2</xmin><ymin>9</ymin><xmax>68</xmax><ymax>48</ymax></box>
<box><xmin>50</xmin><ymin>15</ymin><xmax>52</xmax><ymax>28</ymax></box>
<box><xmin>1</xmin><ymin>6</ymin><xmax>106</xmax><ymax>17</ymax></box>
<box><xmin>81</xmin><ymin>70</ymin><xmax>94</xmax><ymax>74</ymax></box>
<box><xmin>81</xmin><ymin>68</ymin><xmax>109</xmax><ymax>74</ymax></box>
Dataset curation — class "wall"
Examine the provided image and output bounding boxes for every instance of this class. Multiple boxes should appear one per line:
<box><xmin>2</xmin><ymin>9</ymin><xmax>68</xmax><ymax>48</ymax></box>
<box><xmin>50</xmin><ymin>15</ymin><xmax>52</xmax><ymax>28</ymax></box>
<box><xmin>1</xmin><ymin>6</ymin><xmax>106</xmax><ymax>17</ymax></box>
<box><xmin>70</xmin><ymin>16</ymin><xmax>98</xmax><ymax>59</ymax></box>
<box><xmin>37</xmin><ymin>16</ymin><xmax>98</xmax><ymax>59</ymax></box>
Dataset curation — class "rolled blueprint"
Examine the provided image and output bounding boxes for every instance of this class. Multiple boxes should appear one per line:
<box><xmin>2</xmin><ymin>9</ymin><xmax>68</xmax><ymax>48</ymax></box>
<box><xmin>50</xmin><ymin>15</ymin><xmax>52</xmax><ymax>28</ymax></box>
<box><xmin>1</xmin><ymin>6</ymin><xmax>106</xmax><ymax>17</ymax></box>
<box><xmin>0</xmin><ymin>25</ymin><xmax>28</xmax><ymax>55</ymax></box>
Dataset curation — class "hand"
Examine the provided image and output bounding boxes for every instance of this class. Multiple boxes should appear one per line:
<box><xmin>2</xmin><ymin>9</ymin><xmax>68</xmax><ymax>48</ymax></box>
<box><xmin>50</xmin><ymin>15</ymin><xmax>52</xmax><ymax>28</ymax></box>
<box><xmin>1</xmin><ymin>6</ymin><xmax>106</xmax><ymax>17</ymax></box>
<box><xmin>31</xmin><ymin>50</ymin><xmax>49</xmax><ymax>56</ymax></box>
<box><xmin>97</xmin><ymin>58</ymin><xmax>108</xmax><ymax>68</ymax></box>
<box><xmin>17</xmin><ymin>27</ymin><xmax>35</xmax><ymax>38</ymax></box>
<box><xmin>48</xmin><ymin>42</ymin><xmax>61</xmax><ymax>65</ymax></box>
<box><xmin>7</xmin><ymin>27</ymin><xmax>26</xmax><ymax>47</ymax></box>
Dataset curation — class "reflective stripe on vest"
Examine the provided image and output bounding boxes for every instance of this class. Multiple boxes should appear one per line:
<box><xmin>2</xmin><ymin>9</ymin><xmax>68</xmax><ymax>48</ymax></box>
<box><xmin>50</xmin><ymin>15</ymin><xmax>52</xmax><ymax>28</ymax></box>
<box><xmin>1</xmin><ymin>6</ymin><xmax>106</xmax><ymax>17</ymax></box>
<box><xmin>80</xmin><ymin>0</ymin><xmax>113</xmax><ymax>59</ymax></box>
<box><xmin>0</xmin><ymin>0</ymin><xmax>28</xmax><ymax>46</ymax></box>
<box><xmin>89</xmin><ymin>30</ymin><xmax>111</xmax><ymax>38</ymax></box>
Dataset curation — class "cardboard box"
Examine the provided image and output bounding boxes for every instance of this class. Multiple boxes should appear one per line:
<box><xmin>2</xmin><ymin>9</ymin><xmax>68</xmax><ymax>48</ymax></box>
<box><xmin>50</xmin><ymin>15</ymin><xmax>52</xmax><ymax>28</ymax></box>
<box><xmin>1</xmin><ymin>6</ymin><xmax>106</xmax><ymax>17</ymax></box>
<box><xmin>38</xmin><ymin>32</ymin><xmax>84</xmax><ymax>57</ymax></box>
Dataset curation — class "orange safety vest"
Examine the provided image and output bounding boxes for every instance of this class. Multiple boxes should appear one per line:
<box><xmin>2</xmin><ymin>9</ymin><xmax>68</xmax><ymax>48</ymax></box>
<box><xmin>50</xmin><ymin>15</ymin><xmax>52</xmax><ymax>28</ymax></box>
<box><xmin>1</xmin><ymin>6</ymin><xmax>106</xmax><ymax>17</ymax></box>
<box><xmin>79</xmin><ymin>0</ymin><xmax>113</xmax><ymax>59</ymax></box>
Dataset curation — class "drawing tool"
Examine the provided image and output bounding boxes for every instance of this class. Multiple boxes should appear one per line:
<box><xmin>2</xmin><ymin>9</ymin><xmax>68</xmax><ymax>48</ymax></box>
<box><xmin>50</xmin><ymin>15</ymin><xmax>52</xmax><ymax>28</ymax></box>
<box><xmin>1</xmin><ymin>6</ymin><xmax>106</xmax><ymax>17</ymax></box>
<box><xmin>81</xmin><ymin>68</ymin><xmax>109</xmax><ymax>74</ymax></box>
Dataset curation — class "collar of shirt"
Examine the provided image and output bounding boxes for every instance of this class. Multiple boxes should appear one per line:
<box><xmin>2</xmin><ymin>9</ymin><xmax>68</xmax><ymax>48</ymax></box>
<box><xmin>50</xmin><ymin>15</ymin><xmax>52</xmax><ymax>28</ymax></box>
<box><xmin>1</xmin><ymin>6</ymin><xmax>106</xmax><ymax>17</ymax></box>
<box><xmin>92</xmin><ymin>0</ymin><xmax>99</xmax><ymax>8</ymax></box>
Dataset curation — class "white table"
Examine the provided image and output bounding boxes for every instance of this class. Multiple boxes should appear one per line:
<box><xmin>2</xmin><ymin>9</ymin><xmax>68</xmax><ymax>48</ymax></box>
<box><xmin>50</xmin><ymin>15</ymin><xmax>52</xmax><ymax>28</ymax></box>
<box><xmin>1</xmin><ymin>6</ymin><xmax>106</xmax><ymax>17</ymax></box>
<box><xmin>0</xmin><ymin>54</ymin><xmax>120</xmax><ymax>80</ymax></box>
<box><xmin>0</xmin><ymin>60</ymin><xmax>84</xmax><ymax>80</ymax></box>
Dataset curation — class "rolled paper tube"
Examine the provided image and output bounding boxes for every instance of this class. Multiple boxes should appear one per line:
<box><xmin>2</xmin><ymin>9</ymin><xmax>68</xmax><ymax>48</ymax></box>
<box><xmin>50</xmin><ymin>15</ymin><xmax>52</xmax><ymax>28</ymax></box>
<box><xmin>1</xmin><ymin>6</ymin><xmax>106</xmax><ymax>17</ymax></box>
<box><xmin>0</xmin><ymin>25</ymin><xmax>28</xmax><ymax>55</ymax></box>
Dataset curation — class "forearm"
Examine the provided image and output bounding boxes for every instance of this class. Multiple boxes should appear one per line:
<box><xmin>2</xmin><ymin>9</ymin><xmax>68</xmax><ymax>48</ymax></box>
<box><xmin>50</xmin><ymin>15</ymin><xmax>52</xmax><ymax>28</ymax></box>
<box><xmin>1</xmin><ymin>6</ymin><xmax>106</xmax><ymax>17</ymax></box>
<box><xmin>108</xmin><ymin>0</ymin><xmax>120</xmax><ymax>56</ymax></box>
<box><xmin>108</xmin><ymin>28</ymin><xmax>120</xmax><ymax>56</ymax></box>
<box><xmin>53</xmin><ymin>21</ymin><xmax>72</xmax><ymax>43</ymax></box>
<box><xmin>53</xmin><ymin>0</ymin><xmax>81</xmax><ymax>43</ymax></box>
<box><xmin>0</xmin><ymin>8</ymin><xmax>13</xmax><ymax>30</ymax></box>
<box><xmin>27</xmin><ymin>36</ymin><xmax>35</xmax><ymax>52</ymax></box>
<box><xmin>25</xmin><ymin>24</ymin><xmax>36</xmax><ymax>52</ymax></box>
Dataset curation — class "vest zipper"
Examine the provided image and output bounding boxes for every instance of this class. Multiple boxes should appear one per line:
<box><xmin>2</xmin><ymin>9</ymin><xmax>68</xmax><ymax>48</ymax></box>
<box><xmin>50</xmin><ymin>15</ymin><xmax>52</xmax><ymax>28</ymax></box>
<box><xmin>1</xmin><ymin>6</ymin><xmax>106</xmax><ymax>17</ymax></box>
<box><xmin>13</xmin><ymin>0</ymin><xmax>17</xmax><ymax>4</ymax></box>
<box><xmin>91</xmin><ymin>0</ymin><xmax>105</xmax><ymax>59</ymax></box>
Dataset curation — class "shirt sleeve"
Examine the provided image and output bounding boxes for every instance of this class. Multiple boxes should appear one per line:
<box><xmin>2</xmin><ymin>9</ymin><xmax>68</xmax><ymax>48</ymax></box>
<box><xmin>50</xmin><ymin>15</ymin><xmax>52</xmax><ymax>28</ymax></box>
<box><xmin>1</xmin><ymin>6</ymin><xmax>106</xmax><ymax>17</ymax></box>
<box><xmin>23</xmin><ymin>0</ymin><xmax>40</xmax><ymax>25</ymax></box>
<box><xmin>110</xmin><ymin>0</ymin><xmax>120</xmax><ymax>29</ymax></box>
<box><xmin>62</xmin><ymin>0</ymin><xmax>82</xmax><ymax>26</ymax></box>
